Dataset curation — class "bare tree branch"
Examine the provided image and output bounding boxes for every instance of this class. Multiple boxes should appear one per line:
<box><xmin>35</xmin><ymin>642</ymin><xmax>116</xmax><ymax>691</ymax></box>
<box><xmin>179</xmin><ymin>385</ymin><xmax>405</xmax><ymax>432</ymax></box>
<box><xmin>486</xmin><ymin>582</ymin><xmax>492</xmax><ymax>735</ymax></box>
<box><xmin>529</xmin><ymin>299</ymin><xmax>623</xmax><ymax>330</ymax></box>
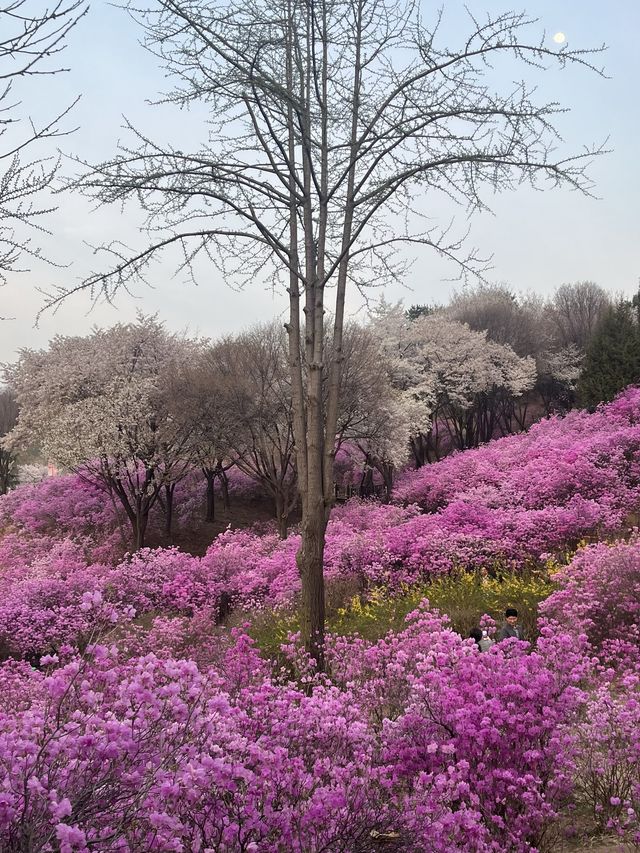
<box><xmin>0</xmin><ymin>0</ymin><xmax>87</xmax><ymax>286</ymax></box>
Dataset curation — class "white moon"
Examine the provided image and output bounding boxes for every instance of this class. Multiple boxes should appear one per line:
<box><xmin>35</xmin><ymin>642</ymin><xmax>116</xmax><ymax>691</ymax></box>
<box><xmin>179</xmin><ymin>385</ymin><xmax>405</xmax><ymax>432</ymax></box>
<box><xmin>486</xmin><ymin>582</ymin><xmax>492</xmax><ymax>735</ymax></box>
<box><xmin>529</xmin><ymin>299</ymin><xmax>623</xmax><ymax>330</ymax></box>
<box><xmin>553</xmin><ymin>32</ymin><xmax>566</xmax><ymax>44</ymax></box>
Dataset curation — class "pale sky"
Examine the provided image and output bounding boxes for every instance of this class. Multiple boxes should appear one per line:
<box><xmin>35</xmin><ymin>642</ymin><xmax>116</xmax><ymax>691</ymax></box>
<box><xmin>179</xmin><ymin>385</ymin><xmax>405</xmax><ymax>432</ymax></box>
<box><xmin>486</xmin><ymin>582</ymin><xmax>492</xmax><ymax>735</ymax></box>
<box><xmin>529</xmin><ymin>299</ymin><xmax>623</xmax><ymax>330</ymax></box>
<box><xmin>1</xmin><ymin>0</ymin><xmax>638</xmax><ymax>364</ymax></box>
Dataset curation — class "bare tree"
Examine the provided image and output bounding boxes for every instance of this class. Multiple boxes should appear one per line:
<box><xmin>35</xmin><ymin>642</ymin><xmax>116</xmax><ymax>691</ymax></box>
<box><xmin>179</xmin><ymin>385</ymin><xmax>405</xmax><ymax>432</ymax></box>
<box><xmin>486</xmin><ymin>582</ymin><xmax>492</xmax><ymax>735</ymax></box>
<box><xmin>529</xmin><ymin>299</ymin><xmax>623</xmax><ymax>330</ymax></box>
<box><xmin>547</xmin><ymin>281</ymin><xmax>611</xmax><ymax>352</ymax></box>
<box><xmin>210</xmin><ymin>324</ymin><xmax>298</xmax><ymax>538</ymax></box>
<box><xmin>0</xmin><ymin>0</ymin><xmax>87</xmax><ymax>289</ymax></box>
<box><xmin>446</xmin><ymin>283</ymin><xmax>605</xmax><ymax>420</ymax></box>
<box><xmin>447</xmin><ymin>283</ymin><xmax>544</xmax><ymax>357</ymax></box>
<box><xmin>0</xmin><ymin>387</ymin><xmax>18</xmax><ymax>492</ymax></box>
<box><xmin>178</xmin><ymin>360</ymin><xmax>236</xmax><ymax>523</ymax></box>
<box><xmin>54</xmin><ymin>0</ymin><xmax>603</xmax><ymax>665</ymax></box>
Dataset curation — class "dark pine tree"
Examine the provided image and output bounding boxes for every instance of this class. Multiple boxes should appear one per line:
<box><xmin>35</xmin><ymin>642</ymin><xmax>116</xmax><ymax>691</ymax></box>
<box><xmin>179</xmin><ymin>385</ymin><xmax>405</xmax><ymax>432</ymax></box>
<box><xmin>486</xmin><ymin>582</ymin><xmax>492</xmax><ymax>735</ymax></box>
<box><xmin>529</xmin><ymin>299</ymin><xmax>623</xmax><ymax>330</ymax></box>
<box><xmin>579</xmin><ymin>298</ymin><xmax>640</xmax><ymax>408</ymax></box>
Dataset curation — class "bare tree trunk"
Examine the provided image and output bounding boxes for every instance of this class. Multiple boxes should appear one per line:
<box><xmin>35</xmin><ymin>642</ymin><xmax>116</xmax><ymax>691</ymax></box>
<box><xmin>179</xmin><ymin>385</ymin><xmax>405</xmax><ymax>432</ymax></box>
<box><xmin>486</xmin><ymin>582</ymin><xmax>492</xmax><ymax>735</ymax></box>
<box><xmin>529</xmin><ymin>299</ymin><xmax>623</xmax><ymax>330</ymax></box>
<box><xmin>0</xmin><ymin>450</ymin><xmax>15</xmax><ymax>494</ymax></box>
<box><xmin>296</xmin><ymin>503</ymin><xmax>327</xmax><ymax>672</ymax></box>
<box><xmin>212</xmin><ymin>459</ymin><xmax>231</xmax><ymax>510</ymax></box>
<box><xmin>360</xmin><ymin>460</ymin><xmax>374</xmax><ymax>497</ymax></box>
<box><xmin>164</xmin><ymin>482</ymin><xmax>175</xmax><ymax>537</ymax></box>
<box><xmin>274</xmin><ymin>491</ymin><xmax>289</xmax><ymax>539</ymax></box>
<box><xmin>203</xmin><ymin>468</ymin><xmax>216</xmax><ymax>522</ymax></box>
<box><xmin>111</xmin><ymin>473</ymin><xmax>157</xmax><ymax>551</ymax></box>
<box><xmin>134</xmin><ymin>505</ymin><xmax>149</xmax><ymax>550</ymax></box>
<box><xmin>217</xmin><ymin>465</ymin><xmax>230</xmax><ymax>511</ymax></box>
<box><xmin>379</xmin><ymin>461</ymin><xmax>394</xmax><ymax>501</ymax></box>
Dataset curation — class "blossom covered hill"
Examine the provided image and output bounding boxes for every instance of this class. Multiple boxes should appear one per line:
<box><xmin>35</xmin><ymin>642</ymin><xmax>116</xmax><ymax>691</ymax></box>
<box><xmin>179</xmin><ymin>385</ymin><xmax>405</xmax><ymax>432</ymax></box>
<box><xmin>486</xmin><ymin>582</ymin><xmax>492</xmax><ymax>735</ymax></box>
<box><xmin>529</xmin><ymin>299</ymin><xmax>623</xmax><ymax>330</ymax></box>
<box><xmin>1</xmin><ymin>390</ymin><xmax>640</xmax><ymax>849</ymax></box>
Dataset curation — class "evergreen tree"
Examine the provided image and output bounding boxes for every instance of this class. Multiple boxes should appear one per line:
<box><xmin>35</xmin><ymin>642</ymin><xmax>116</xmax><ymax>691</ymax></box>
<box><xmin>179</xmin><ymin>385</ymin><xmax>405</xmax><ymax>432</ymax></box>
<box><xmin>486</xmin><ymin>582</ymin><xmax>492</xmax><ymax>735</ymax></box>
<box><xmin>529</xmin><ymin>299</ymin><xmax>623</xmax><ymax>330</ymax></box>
<box><xmin>579</xmin><ymin>299</ymin><xmax>640</xmax><ymax>408</ymax></box>
<box><xmin>406</xmin><ymin>304</ymin><xmax>436</xmax><ymax>321</ymax></box>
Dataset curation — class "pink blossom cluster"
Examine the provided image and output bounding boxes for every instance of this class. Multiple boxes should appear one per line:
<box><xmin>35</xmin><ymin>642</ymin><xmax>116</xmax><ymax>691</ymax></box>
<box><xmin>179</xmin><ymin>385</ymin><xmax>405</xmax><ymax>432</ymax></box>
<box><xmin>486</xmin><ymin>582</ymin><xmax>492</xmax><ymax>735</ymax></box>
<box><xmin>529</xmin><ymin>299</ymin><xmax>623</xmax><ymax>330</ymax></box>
<box><xmin>540</xmin><ymin>539</ymin><xmax>640</xmax><ymax>655</ymax></box>
<box><xmin>395</xmin><ymin>388</ymin><xmax>640</xmax><ymax>525</ymax></box>
<box><xmin>0</xmin><ymin>475</ymin><xmax>124</xmax><ymax>565</ymax></box>
<box><xmin>0</xmin><ymin>503</ymin><xmax>426</xmax><ymax>657</ymax></box>
<box><xmin>0</xmin><ymin>545</ymin><xmax>199</xmax><ymax>658</ymax></box>
<box><xmin>572</xmin><ymin>668</ymin><xmax>640</xmax><ymax>846</ymax></box>
<box><xmin>0</xmin><ymin>606</ymin><xmax>595</xmax><ymax>852</ymax></box>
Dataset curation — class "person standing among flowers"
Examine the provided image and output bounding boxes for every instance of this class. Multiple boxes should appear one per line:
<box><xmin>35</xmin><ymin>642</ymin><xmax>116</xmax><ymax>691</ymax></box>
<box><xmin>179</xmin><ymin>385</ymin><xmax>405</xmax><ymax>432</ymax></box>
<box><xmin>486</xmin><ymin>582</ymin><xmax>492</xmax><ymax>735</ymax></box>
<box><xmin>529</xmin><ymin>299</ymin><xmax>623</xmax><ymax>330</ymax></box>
<box><xmin>497</xmin><ymin>607</ymin><xmax>523</xmax><ymax>641</ymax></box>
<box><xmin>469</xmin><ymin>627</ymin><xmax>494</xmax><ymax>651</ymax></box>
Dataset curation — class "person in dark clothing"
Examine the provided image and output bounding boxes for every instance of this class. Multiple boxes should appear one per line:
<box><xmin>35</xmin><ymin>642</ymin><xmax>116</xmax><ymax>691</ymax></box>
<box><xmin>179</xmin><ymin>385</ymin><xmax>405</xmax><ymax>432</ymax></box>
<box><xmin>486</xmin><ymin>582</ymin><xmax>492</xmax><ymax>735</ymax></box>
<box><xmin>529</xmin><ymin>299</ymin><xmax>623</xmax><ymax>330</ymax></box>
<box><xmin>497</xmin><ymin>607</ymin><xmax>523</xmax><ymax>641</ymax></box>
<box><xmin>469</xmin><ymin>626</ymin><xmax>494</xmax><ymax>651</ymax></box>
<box><xmin>469</xmin><ymin>627</ymin><xmax>483</xmax><ymax>649</ymax></box>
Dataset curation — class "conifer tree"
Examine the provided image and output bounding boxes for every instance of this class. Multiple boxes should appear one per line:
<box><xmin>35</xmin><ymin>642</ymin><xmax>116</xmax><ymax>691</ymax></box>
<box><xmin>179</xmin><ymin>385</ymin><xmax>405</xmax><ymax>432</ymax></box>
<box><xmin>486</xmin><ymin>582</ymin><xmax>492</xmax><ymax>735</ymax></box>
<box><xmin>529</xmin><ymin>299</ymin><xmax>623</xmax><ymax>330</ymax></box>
<box><xmin>579</xmin><ymin>298</ymin><xmax>640</xmax><ymax>407</ymax></box>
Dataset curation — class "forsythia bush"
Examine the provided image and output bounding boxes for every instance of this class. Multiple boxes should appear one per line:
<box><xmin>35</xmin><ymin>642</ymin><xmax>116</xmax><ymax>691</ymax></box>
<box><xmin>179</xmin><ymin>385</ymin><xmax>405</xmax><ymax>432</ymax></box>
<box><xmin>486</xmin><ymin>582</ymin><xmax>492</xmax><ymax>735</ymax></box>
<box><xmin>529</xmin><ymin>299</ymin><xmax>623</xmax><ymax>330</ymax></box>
<box><xmin>328</xmin><ymin>572</ymin><xmax>554</xmax><ymax>641</ymax></box>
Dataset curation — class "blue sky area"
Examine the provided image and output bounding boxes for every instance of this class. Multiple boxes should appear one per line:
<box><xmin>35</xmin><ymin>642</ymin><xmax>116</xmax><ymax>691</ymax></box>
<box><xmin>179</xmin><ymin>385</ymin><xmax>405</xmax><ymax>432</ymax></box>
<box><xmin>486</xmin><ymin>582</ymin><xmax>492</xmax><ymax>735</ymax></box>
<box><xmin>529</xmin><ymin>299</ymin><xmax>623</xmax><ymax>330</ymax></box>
<box><xmin>1</xmin><ymin>0</ymin><xmax>638</xmax><ymax>362</ymax></box>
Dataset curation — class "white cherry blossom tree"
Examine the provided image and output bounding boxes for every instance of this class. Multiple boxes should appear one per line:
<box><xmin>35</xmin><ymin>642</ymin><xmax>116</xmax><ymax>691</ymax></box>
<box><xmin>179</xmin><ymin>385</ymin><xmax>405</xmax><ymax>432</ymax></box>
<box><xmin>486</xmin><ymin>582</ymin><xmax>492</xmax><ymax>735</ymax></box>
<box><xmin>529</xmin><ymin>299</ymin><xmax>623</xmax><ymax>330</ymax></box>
<box><xmin>5</xmin><ymin>316</ymin><xmax>201</xmax><ymax>548</ymax></box>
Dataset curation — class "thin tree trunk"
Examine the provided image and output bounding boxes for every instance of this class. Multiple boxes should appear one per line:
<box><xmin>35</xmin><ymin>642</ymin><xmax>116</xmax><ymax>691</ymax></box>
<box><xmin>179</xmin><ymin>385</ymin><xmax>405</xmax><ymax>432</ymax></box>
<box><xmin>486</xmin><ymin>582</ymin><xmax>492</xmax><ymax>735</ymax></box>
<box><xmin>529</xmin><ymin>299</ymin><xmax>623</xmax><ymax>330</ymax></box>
<box><xmin>218</xmin><ymin>466</ymin><xmax>230</xmax><ymax>511</ymax></box>
<box><xmin>164</xmin><ymin>483</ymin><xmax>175</xmax><ymax>536</ymax></box>
<box><xmin>0</xmin><ymin>452</ymin><xmax>11</xmax><ymax>494</ymax></box>
<box><xmin>381</xmin><ymin>462</ymin><xmax>393</xmax><ymax>501</ymax></box>
<box><xmin>203</xmin><ymin>468</ymin><xmax>216</xmax><ymax>522</ymax></box>
<box><xmin>297</xmin><ymin>505</ymin><xmax>327</xmax><ymax>672</ymax></box>
<box><xmin>360</xmin><ymin>460</ymin><xmax>374</xmax><ymax>497</ymax></box>
<box><xmin>274</xmin><ymin>491</ymin><xmax>289</xmax><ymax>539</ymax></box>
<box><xmin>133</xmin><ymin>506</ymin><xmax>149</xmax><ymax>550</ymax></box>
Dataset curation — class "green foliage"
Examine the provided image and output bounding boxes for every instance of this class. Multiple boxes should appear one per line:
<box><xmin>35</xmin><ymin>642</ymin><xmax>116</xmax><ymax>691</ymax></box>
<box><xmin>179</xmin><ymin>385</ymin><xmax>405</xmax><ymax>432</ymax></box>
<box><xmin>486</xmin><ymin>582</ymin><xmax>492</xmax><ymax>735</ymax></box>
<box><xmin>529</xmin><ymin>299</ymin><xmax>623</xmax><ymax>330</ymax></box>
<box><xmin>329</xmin><ymin>571</ymin><xmax>554</xmax><ymax>642</ymax></box>
<box><xmin>579</xmin><ymin>298</ymin><xmax>640</xmax><ymax>408</ymax></box>
<box><xmin>249</xmin><ymin>570</ymin><xmax>555</xmax><ymax>657</ymax></box>
<box><xmin>405</xmin><ymin>303</ymin><xmax>436</xmax><ymax>321</ymax></box>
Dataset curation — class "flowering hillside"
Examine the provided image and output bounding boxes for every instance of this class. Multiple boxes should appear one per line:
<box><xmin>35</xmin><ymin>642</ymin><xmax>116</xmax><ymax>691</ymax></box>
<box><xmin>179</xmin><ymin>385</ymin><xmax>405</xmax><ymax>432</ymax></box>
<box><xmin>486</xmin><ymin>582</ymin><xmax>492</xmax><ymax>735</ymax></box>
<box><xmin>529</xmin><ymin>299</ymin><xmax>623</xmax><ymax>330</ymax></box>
<box><xmin>2</xmin><ymin>390</ymin><xmax>640</xmax><ymax>849</ymax></box>
<box><xmin>395</xmin><ymin>388</ymin><xmax>640</xmax><ymax>517</ymax></box>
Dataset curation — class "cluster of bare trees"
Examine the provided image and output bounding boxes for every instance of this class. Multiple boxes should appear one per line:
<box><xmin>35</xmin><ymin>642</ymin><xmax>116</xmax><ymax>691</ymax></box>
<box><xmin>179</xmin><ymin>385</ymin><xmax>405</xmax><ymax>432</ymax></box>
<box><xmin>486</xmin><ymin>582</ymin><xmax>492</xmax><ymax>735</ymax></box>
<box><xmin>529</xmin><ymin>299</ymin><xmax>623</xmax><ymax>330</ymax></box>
<box><xmin>443</xmin><ymin>280</ymin><xmax>611</xmax><ymax>433</ymax></box>
<box><xmin>5</xmin><ymin>315</ymin><xmax>406</xmax><ymax>544</ymax></box>
<box><xmin>447</xmin><ymin>280</ymin><xmax>611</xmax><ymax>362</ymax></box>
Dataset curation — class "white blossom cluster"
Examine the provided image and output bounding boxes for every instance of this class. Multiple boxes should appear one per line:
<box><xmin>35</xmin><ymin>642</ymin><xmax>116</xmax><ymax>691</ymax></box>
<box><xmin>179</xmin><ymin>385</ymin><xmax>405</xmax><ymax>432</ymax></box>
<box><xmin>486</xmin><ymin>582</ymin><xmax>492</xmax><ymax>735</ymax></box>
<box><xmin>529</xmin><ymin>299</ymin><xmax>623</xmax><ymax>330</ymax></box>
<box><xmin>370</xmin><ymin>300</ymin><xmax>537</xmax><ymax>417</ymax></box>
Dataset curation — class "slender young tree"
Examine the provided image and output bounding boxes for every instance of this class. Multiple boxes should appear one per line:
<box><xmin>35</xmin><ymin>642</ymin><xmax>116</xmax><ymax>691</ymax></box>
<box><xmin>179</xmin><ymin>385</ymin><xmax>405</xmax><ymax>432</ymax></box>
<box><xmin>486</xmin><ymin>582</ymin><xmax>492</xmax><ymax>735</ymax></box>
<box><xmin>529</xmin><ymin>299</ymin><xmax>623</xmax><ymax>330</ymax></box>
<box><xmin>210</xmin><ymin>324</ymin><xmax>299</xmax><ymax>538</ymax></box>
<box><xmin>54</xmin><ymin>0</ymin><xmax>602</xmax><ymax>665</ymax></box>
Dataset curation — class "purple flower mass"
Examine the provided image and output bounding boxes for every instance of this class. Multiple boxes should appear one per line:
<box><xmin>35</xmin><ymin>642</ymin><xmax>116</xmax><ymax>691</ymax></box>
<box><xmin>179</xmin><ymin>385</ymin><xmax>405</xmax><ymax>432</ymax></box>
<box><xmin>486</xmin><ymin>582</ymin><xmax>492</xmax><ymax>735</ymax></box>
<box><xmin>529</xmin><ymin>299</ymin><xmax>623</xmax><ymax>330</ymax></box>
<box><xmin>2</xmin><ymin>389</ymin><xmax>640</xmax><ymax>850</ymax></box>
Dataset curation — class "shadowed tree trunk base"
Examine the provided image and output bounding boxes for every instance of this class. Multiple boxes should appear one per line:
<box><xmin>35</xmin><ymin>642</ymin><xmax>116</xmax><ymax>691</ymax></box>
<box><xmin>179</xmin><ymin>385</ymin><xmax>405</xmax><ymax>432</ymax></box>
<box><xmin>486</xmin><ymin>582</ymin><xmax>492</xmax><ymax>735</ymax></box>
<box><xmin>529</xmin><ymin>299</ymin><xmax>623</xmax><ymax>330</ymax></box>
<box><xmin>297</xmin><ymin>507</ymin><xmax>327</xmax><ymax>671</ymax></box>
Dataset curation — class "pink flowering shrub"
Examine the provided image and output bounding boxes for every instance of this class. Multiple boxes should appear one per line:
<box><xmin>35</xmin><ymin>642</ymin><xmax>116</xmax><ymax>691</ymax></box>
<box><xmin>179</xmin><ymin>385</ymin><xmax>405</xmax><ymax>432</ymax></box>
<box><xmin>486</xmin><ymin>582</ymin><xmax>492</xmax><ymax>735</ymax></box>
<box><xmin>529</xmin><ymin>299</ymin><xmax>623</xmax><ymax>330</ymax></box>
<box><xmin>0</xmin><ymin>545</ymin><xmax>206</xmax><ymax>659</ymax></box>
<box><xmin>0</xmin><ymin>605</ymin><xmax>597</xmax><ymax>852</ymax></box>
<box><xmin>0</xmin><ymin>643</ymin><xmax>394</xmax><ymax>852</ymax></box>
<box><xmin>3</xmin><ymin>392</ymin><xmax>640</xmax><ymax>850</ymax></box>
<box><xmin>386</xmin><ymin>631</ymin><xmax>588</xmax><ymax>850</ymax></box>
<box><xmin>0</xmin><ymin>475</ymin><xmax>125</xmax><ymax>564</ymax></box>
<box><xmin>571</xmin><ymin>670</ymin><xmax>640</xmax><ymax>845</ymax></box>
<box><xmin>327</xmin><ymin>605</ymin><xmax>591</xmax><ymax>851</ymax></box>
<box><xmin>539</xmin><ymin>540</ymin><xmax>640</xmax><ymax>652</ymax></box>
<box><xmin>396</xmin><ymin>388</ymin><xmax>640</xmax><ymax>533</ymax></box>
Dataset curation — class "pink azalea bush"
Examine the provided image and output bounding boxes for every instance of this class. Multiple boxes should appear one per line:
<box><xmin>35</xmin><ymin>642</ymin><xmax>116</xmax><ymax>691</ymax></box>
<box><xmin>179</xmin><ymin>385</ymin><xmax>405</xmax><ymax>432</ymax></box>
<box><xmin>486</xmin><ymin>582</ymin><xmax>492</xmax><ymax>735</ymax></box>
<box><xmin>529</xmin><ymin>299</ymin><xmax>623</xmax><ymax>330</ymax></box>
<box><xmin>539</xmin><ymin>539</ymin><xmax>640</xmax><ymax>653</ymax></box>
<box><xmin>0</xmin><ymin>606</ymin><xmax>596</xmax><ymax>852</ymax></box>
<box><xmin>396</xmin><ymin>388</ymin><xmax>640</xmax><ymax>527</ymax></box>
<box><xmin>0</xmin><ymin>638</ymin><xmax>393</xmax><ymax>852</ymax></box>
<box><xmin>2</xmin><ymin>390</ymin><xmax>640</xmax><ymax>850</ymax></box>
<box><xmin>572</xmin><ymin>669</ymin><xmax>640</xmax><ymax>846</ymax></box>
<box><xmin>0</xmin><ymin>475</ymin><xmax>125</xmax><ymax>565</ymax></box>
